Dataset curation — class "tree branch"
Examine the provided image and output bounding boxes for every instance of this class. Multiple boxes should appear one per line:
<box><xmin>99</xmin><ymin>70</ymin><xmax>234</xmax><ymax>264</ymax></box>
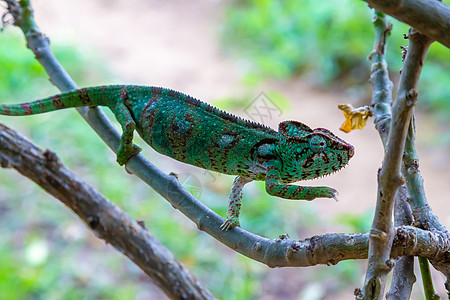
<box><xmin>362</xmin><ymin>11</ymin><xmax>398</xmax><ymax>299</ymax></box>
<box><xmin>403</xmin><ymin>119</ymin><xmax>448</xmax><ymax>233</ymax></box>
<box><xmin>362</xmin><ymin>0</ymin><xmax>450</xmax><ymax>48</ymax></box>
<box><xmin>386</xmin><ymin>186</ymin><xmax>416</xmax><ymax>300</ymax></box>
<box><xmin>362</xmin><ymin>10</ymin><xmax>442</xmax><ymax>299</ymax></box>
<box><xmin>398</xmin><ymin>27</ymin><xmax>450</xmax><ymax>296</ymax></box>
<box><xmin>368</xmin><ymin>11</ymin><xmax>393</xmax><ymax>148</ymax></box>
<box><xmin>0</xmin><ymin>122</ymin><xmax>215</xmax><ymax>300</ymax></box>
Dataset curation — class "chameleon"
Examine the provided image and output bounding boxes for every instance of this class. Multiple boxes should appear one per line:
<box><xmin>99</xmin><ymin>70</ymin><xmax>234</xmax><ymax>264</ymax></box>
<box><xmin>0</xmin><ymin>85</ymin><xmax>354</xmax><ymax>230</ymax></box>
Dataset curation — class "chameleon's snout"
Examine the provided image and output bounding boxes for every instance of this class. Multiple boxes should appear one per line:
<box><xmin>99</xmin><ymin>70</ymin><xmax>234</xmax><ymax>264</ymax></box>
<box><xmin>348</xmin><ymin>145</ymin><xmax>355</xmax><ymax>158</ymax></box>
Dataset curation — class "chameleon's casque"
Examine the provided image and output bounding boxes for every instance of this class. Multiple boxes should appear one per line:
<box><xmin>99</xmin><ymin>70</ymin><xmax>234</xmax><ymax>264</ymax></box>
<box><xmin>0</xmin><ymin>85</ymin><xmax>354</xmax><ymax>230</ymax></box>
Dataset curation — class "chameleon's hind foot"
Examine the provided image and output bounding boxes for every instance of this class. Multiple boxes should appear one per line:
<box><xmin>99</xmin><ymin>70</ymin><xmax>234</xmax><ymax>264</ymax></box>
<box><xmin>220</xmin><ymin>218</ymin><xmax>240</xmax><ymax>231</ymax></box>
<box><xmin>117</xmin><ymin>144</ymin><xmax>142</xmax><ymax>165</ymax></box>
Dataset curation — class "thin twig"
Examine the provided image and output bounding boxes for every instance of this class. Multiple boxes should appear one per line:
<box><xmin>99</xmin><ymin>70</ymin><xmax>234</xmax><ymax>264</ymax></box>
<box><xmin>419</xmin><ymin>257</ymin><xmax>440</xmax><ymax>300</ymax></box>
<box><xmin>402</xmin><ymin>81</ymin><xmax>450</xmax><ymax>298</ymax></box>
<box><xmin>368</xmin><ymin>11</ymin><xmax>393</xmax><ymax>148</ymax></box>
<box><xmin>386</xmin><ymin>186</ymin><xmax>416</xmax><ymax>300</ymax></box>
<box><xmin>403</xmin><ymin>119</ymin><xmax>447</xmax><ymax>233</ymax></box>
<box><xmin>403</xmin><ymin>120</ymin><xmax>439</xmax><ymax>299</ymax></box>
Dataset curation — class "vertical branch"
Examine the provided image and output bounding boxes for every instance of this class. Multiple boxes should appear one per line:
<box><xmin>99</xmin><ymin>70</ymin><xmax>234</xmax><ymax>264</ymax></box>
<box><xmin>361</xmin><ymin>10</ymin><xmax>434</xmax><ymax>298</ymax></box>
<box><xmin>403</xmin><ymin>119</ymin><xmax>447</xmax><ymax>232</ymax></box>
<box><xmin>358</xmin><ymin>11</ymin><xmax>395</xmax><ymax>299</ymax></box>
<box><xmin>386</xmin><ymin>186</ymin><xmax>416</xmax><ymax>299</ymax></box>
<box><xmin>404</xmin><ymin>117</ymin><xmax>450</xmax><ymax>294</ymax></box>
<box><xmin>367</xmin><ymin>4</ymin><xmax>449</xmax><ymax>297</ymax></box>
<box><xmin>368</xmin><ymin>12</ymin><xmax>393</xmax><ymax>148</ymax></box>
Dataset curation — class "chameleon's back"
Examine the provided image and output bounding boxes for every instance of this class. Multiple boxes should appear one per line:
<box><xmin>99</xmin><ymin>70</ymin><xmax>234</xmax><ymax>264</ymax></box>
<box><xmin>123</xmin><ymin>86</ymin><xmax>279</xmax><ymax>178</ymax></box>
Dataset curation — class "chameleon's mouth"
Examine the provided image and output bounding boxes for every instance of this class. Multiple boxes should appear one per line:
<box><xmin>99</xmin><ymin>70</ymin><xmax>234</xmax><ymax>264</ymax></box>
<box><xmin>348</xmin><ymin>145</ymin><xmax>355</xmax><ymax>159</ymax></box>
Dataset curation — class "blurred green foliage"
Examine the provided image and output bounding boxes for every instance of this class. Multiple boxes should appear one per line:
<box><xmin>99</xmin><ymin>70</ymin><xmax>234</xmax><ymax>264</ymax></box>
<box><xmin>0</xmin><ymin>30</ymin><xmax>108</xmax><ymax>100</ymax></box>
<box><xmin>335</xmin><ymin>211</ymin><xmax>373</xmax><ymax>233</ymax></box>
<box><xmin>223</xmin><ymin>0</ymin><xmax>450</xmax><ymax>118</ymax></box>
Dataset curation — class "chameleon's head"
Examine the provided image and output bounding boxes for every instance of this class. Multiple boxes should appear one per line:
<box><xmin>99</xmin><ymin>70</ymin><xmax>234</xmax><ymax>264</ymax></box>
<box><xmin>274</xmin><ymin>121</ymin><xmax>354</xmax><ymax>182</ymax></box>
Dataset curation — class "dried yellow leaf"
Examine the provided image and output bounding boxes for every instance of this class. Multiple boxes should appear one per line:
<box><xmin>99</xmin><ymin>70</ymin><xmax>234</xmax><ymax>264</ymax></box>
<box><xmin>338</xmin><ymin>104</ymin><xmax>373</xmax><ymax>133</ymax></box>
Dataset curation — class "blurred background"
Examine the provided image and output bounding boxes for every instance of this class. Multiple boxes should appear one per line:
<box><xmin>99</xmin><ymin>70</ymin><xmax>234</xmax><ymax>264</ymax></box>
<box><xmin>0</xmin><ymin>0</ymin><xmax>448</xmax><ymax>299</ymax></box>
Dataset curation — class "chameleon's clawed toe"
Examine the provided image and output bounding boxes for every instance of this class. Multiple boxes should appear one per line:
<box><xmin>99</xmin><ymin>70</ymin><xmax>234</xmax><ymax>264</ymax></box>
<box><xmin>131</xmin><ymin>144</ymin><xmax>142</xmax><ymax>155</ymax></box>
<box><xmin>116</xmin><ymin>155</ymin><xmax>128</xmax><ymax>166</ymax></box>
<box><xmin>332</xmin><ymin>191</ymin><xmax>339</xmax><ymax>202</ymax></box>
<box><xmin>220</xmin><ymin>219</ymin><xmax>239</xmax><ymax>231</ymax></box>
<box><xmin>325</xmin><ymin>187</ymin><xmax>338</xmax><ymax>201</ymax></box>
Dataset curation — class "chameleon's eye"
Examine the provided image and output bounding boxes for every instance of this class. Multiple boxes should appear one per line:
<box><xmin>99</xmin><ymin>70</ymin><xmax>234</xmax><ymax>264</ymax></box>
<box><xmin>309</xmin><ymin>135</ymin><xmax>327</xmax><ymax>153</ymax></box>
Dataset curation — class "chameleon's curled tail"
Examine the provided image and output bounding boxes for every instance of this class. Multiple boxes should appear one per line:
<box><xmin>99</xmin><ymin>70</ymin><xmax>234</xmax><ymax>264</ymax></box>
<box><xmin>0</xmin><ymin>86</ymin><xmax>124</xmax><ymax>116</ymax></box>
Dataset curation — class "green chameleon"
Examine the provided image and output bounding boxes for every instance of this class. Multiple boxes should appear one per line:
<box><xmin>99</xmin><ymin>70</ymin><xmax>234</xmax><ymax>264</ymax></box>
<box><xmin>0</xmin><ymin>85</ymin><xmax>354</xmax><ymax>230</ymax></box>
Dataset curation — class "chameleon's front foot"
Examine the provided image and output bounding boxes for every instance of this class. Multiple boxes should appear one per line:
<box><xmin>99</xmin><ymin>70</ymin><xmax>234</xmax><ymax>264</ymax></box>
<box><xmin>324</xmin><ymin>187</ymin><xmax>339</xmax><ymax>201</ymax></box>
<box><xmin>117</xmin><ymin>144</ymin><xmax>142</xmax><ymax>165</ymax></box>
<box><xmin>220</xmin><ymin>218</ymin><xmax>240</xmax><ymax>231</ymax></box>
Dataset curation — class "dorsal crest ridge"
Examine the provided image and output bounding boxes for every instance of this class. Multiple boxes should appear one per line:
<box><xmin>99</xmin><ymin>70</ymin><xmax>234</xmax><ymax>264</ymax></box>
<box><xmin>175</xmin><ymin>89</ymin><xmax>276</xmax><ymax>133</ymax></box>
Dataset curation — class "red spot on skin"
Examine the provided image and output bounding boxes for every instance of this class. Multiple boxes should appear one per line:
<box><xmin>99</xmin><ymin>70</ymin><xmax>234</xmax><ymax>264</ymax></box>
<box><xmin>52</xmin><ymin>95</ymin><xmax>65</xmax><ymax>109</ymax></box>
<box><xmin>321</xmin><ymin>153</ymin><xmax>330</xmax><ymax>164</ymax></box>
<box><xmin>151</xmin><ymin>87</ymin><xmax>163</xmax><ymax>96</ymax></box>
<box><xmin>20</xmin><ymin>103</ymin><xmax>33</xmax><ymax>115</ymax></box>
<box><xmin>291</xmin><ymin>188</ymin><xmax>301</xmax><ymax>197</ymax></box>
<box><xmin>167</xmin><ymin>90</ymin><xmax>179</xmax><ymax>98</ymax></box>
<box><xmin>315</xmin><ymin>170</ymin><xmax>320</xmax><ymax>177</ymax></box>
<box><xmin>303</xmin><ymin>155</ymin><xmax>315</xmax><ymax>168</ymax></box>
<box><xmin>141</xmin><ymin>97</ymin><xmax>159</xmax><ymax>141</ymax></box>
<box><xmin>266</xmin><ymin>183</ymin><xmax>275</xmax><ymax>190</ymax></box>
<box><xmin>37</xmin><ymin>101</ymin><xmax>46</xmax><ymax>112</ymax></box>
<box><xmin>120</xmin><ymin>87</ymin><xmax>129</xmax><ymax>104</ymax></box>
<box><xmin>77</xmin><ymin>88</ymin><xmax>92</xmax><ymax>105</ymax></box>
<box><xmin>266</xmin><ymin>174</ymin><xmax>277</xmax><ymax>180</ymax></box>
<box><xmin>1</xmin><ymin>105</ymin><xmax>11</xmax><ymax>115</ymax></box>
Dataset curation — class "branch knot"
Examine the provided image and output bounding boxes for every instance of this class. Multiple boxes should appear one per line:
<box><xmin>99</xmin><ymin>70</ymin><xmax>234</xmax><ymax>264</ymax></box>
<box><xmin>369</xmin><ymin>228</ymin><xmax>387</xmax><ymax>241</ymax></box>
<box><xmin>405</xmin><ymin>89</ymin><xmax>418</xmax><ymax>107</ymax></box>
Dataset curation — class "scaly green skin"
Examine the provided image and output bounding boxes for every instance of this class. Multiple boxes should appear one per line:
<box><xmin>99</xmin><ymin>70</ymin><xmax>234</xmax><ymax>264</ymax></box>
<box><xmin>0</xmin><ymin>85</ymin><xmax>354</xmax><ymax>230</ymax></box>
